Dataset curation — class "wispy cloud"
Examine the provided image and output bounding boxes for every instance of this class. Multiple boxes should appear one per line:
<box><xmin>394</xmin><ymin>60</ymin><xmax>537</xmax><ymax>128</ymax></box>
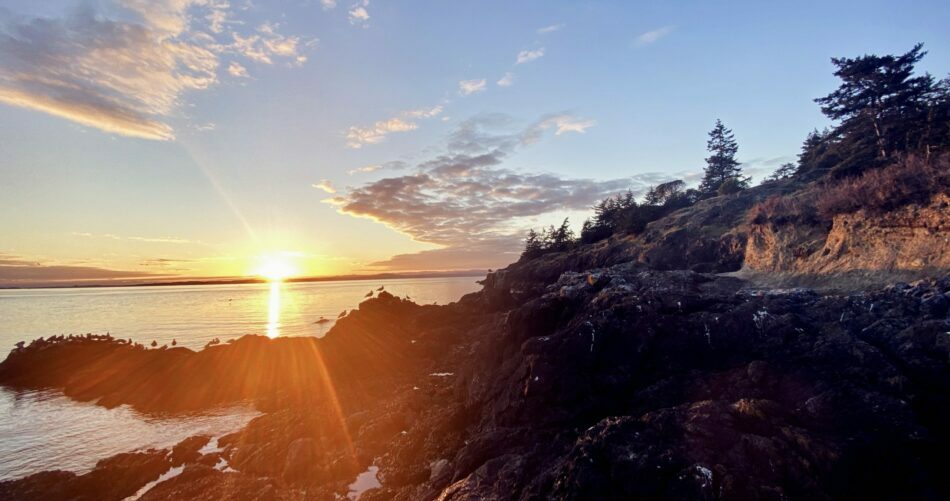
<box><xmin>193</xmin><ymin>122</ymin><xmax>216</xmax><ymax>132</ymax></box>
<box><xmin>228</xmin><ymin>61</ymin><xmax>249</xmax><ymax>78</ymax></box>
<box><xmin>539</xmin><ymin>115</ymin><xmax>596</xmax><ymax>135</ymax></box>
<box><xmin>325</xmin><ymin>113</ymin><xmax>637</xmax><ymax>271</ymax></box>
<box><xmin>497</xmin><ymin>72</ymin><xmax>515</xmax><ymax>87</ymax></box>
<box><xmin>349</xmin><ymin>0</ymin><xmax>370</xmax><ymax>26</ymax></box>
<box><xmin>71</xmin><ymin>232</ymin><xmax>195</xmax><ymax>244</ymax></box>
<box><xmin>635</xmin><ymin>25</ymin><xmax>675</xmax><ymax>47</ymax></box>
<box><xmin>0</xmin><ymin>1</ymin><xmax>313</xmax><ymax>141</ymax></box>
<box><xmin>403</xmin><ymin>105</ymin><xmax>444</xmax><ymax>119</ymax></box>
<box><xmin>0</xmin><ymin>253</ymin><xmax>165</xmax><ymax>286</ymax></box>
<box><xmin>459</xmin><ymin>79</ymin><xmax>487</xmax><ymax>96</ymax></box>
<box><xmin>230</xmin><ymin>23</ymin><xmax>314</xmax><ymax>66</ymax></box>
<box><xmin>127</xmin><ymin>236</ymin><xmax>192</xmax><ymax>244</ymax></box>
<box><xmin>346</xmin><ymin>118</ymin><xmax>417</xmax><ymax>148</ymax></box>
<box><xmin>348</xmin><ymin>164</ymin><xmax>382</xmax><ymax>175</ymax></box>
<box><xmin>537</xmin><ymin>24</ymin><xmax>564</xmax><ymax>34</ymax></box>
<box><xmin>347</xmin><ymin>160</ymin><xmax>407</xmax><ymax>175</ymax></box>
<box><xmin>344</xmin><ymin>104</ymin><xmax>444</xmax><ymax>148</ymax></box>
<box><xmin>516</xmin><ymin>48</ymin><xmax>545</xmax><ymax>64</ymax></box>
<box><xmin>321</xmin><ymin>0</ymin><xmax>338</xmax><ymax>9</ymax></box>
<box><xmin>140</xmin><ymin>258</ymin><xmax>194</xmax><ymax>270</ymax></box>
<box><xmin>312</xmin><ymin>180</ymin><xmax>337</xmax><ymax>193</ymax></box>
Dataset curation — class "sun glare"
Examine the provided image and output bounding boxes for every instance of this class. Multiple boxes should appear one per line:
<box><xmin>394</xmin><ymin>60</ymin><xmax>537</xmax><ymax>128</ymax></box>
<box><xmin>255</xmin><ymin>253</ymin><xmax>299</xmax><ymax>281</ymax></box>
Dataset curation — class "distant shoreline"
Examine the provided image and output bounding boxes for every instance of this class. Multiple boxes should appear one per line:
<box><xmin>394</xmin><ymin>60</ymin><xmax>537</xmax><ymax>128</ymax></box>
<box><xmin>0</xmin><ymin>269</ymin><xmax>489</xmax><ymax>290</ymax></box>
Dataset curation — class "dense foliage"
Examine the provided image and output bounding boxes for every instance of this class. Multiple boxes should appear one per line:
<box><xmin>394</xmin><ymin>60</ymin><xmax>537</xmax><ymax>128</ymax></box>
<box><xmin>799</xmin><ymin>44</ymin><xmax>950</xmax><ymax>178</ymax></box>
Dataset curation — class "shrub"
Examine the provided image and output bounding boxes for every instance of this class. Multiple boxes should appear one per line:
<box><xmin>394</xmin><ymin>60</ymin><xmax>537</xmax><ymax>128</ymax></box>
<box><xmin>747</xmin><ymin>193</ymin><xmax>818</xmax><ymax>226</ymax></box>
<box><xmin>814</xmin><ymin>154</ymin><xmax>949</xmax><ymax>219</ymax></box>
<box><xmin>717</xmin><ymin>177</ymin><xmax>746</xmax><ymax>196</ymax></box>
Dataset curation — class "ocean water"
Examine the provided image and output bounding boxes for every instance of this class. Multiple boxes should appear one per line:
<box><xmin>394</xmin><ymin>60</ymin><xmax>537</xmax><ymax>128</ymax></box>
<box><xmin>0</xmin><ymin>276</ymin><xmax>483</xmax><ymax>350</ymax></box>
<box><xmin>0</xmin><ymin>389</ymin><xmax>259</xmax><ymax>481</ymax></box>
<box><xmin>0</xmin><ymin>276</ymin><xmax>482</xmax><ymax>481</ymax></box>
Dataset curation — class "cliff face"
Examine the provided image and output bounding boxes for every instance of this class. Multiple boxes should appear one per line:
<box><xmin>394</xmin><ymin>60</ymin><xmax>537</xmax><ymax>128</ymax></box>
<box><xmin>744</xmin><ymin>193</ymin><xmax>950</xmax><ymax>286</ymax></box>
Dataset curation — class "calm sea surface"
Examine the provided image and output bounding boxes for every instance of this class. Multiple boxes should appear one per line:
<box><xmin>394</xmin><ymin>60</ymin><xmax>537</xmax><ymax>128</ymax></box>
<box><xmin>0</xmin><ymin>276</ymin><xmax>482</xmax><ymax>350</ymax></box>
<box><xmin>0</xmin><ymin>276</ymin><xmax>482</xmax><ymax>481</ymax></box>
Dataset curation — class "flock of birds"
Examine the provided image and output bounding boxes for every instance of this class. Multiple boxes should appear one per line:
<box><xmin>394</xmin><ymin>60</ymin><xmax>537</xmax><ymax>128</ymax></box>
<box><xmin>312</xmin><ymin>284</ymin><xmax>434</xmax><ymax>326</ymax></box>
<box><xmin>19</xmin><ymin>284</ymin><xmax>439</xmax><ymax>351</ymax></box>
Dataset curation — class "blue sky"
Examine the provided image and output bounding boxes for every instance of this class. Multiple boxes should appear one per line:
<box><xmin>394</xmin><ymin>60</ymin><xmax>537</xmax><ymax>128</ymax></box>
<box><xmin>0</xmin><ymin>0</ymin><xmax>947</xmax><ymax>283</ymax></box>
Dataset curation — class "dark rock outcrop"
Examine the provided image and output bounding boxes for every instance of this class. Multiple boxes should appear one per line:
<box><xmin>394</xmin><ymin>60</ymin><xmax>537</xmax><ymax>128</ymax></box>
<box><xmin>2</xmin><ymin>245</ymin><xmax>949</xmax><ymax>499</ymax></box>
<box><xmin>378</xmin><ymin>270</ymin><xmax>950</xmax><ymax>500</ymax></box>
<box><xmin>0</xmin><ymin>447</ymin><xmax>171</xmax><ymax>501</ymax></box>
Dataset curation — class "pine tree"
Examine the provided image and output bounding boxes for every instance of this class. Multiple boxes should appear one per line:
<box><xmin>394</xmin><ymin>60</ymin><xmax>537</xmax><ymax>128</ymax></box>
<box><xmin>815</xmin><ymin>44</ymin><xmax>931</xmax><ymax>163</ymax></box>
<box><xmin>766</xmin><ymin>162</ymin><xmax>797</xmax><ymax>182</ymax></box>
<box><xmin>645</xmin><ymin>180</ymin><xmax>686</xmax><ymax>205</ymax></box>
<box><xmin>699</xmin><ymin>119</ymin><xmax>746</xmax><ymax>196</ymax></box>
<box><xmin>521</xmin><ymin>228</ymin><xmax>542</xmax><ymax>259</ymax></box>
<box><xmin>550</xmin><ymin>218</ymin><xmax>575</xmax><ymax>251</ymax></box>
<box><xmin>618</xmin><ymin>190</ymin><xmax>635</xmax><ymax>209</ymax></box>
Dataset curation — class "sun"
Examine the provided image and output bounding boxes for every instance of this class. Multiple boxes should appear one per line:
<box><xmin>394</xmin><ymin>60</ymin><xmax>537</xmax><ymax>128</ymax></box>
<box><xmin>255</xmin><ymin>253</ymin><xmax>299</xmax><ymax>281</ymax></box>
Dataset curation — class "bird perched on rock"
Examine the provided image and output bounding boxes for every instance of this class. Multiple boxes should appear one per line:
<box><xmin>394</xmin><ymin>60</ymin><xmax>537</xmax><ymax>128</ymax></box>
<box><xmin>338</xmin><ymin>310</ymin><xmax>347</xmax><ymax>318</ymax></box>
<box><xmin>377</xmin><ymin>285</ymin><xmax>384</xmax><ymax>291</ymax></box>
<box><xmin>365</xmin><ymin>291</ymin><xmax>373</xmax><ymax>297</ymax></box>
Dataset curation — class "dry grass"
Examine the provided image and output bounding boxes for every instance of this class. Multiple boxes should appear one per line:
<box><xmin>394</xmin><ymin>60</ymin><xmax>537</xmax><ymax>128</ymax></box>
<box><xmin>747</xmin><ymin>192</ymin><xmax>818</xmax><ymax>226</ymax></box>
<box><xmin>815</xmin><ymin>154</ymin><xmax>949</xmax><ymax>219</ymax></box>
<box><xmin>749</xmin><ymin>154</ymin><xmax>949</xmax><ymax>226</ymax></box>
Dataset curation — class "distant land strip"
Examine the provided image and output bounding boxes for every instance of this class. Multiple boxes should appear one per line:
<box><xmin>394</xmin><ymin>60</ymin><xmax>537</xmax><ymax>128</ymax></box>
<box><xmin>0</xmin><ymin>269</ymin><xmax>488</xmax><ymax>290</ymax></box>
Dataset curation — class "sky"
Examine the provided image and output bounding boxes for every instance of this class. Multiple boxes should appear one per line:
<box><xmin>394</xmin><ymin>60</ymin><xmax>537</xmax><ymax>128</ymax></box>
<box><xmin>1</xmin><ymin>0</ymin><xmax>948</xmax><ymax>285</ymax></box>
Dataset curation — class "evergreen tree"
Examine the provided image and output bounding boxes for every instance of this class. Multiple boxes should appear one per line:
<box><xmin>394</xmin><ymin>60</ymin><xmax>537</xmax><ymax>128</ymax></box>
<box><xmin>645</xmin><ymin>180</ymin><xmax>686</xmax><ymax>206</ymax></box>
<box><xmin>815</xmin><ymin>44</ymin><xmax>932</xmax><ymax>164</ymax></box>
<box><xmin>550</xmin><ymin>218</ymin><xmax>575</xmax><ymax>251</ymax></box>
<box><xmin>796</xmin><ymin>128</ymin><xmax>842</xmax><ymax>177</ymax></box>
<box><xmin>521</xmin><ymin>228</ymin><xmax>542</xmax><ymax>259</ymax></box>
<box><xmin>699</xmin><ymin>119</ymin><xmax>746</xmax><ymax>196</ymax></box>
<box><xmin>643</xmin><ymin>185</ymin><xmax>661</xmax><ymax>206</ymax></box>
<box><xmin>618</xmin><ymin>190</ymin><xmax>636</xmax><ymax>209</ymax></box>
<box><xmin>917</xmin><ymin>75</ymin><xmax>950</xmax><ymax>161</ymax></box>
<box><xmin>592</xmin><ymin>198</ymin><xmax>616</xmax><ymax>229</ymax></box>
<box><xmin>766</xmin><ymin>162</ymin><xmax>797</xmax><ymax>182</ymax></box>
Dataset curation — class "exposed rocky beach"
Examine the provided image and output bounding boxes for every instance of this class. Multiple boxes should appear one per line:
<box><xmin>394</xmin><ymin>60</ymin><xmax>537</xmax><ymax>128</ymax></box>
<box><xmin>1</xmin><ymin>268</ymin><xmax>948</xmax><ymax>499</ymax></box>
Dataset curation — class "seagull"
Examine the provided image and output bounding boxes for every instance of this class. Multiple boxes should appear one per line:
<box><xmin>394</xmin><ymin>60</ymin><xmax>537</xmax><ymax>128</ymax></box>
<box><xmin>377</xmin><ymin>285</ymin><xmax>384</xmax><ymax>291</ymax></box>
<box><xmin>365</xmin><ymin>291</ymin><xmax>373</xmax><ymax>297</ymax></box>
<box><xmin>338</xmin><ymin>310</ymin><xmax>347</xmax><ymax>318</ymax></box>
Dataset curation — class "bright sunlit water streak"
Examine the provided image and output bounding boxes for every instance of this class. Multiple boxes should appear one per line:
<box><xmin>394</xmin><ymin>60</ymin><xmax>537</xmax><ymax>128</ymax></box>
<box><xmin>267</xmin><ymin>280</ymin><xmax>281</xmax><ymax>338</ymax></box>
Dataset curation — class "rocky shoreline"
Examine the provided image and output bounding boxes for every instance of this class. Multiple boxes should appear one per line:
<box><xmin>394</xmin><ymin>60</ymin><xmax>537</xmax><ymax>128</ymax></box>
<box><xmin>1</xmin><ymin>269</ymin><xmax>948</xmax><ymax>500</ymax></box>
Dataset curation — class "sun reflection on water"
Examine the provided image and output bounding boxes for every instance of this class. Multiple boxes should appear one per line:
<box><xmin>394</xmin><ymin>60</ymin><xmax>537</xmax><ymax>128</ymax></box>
<box><xmin>266</xmin><ymin>281</ymin><xmax>281</xmax><ymax>338</ymax></box>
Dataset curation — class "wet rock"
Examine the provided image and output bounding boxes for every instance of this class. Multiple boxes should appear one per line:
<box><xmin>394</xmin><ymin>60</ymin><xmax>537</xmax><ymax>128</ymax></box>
<box><xmin>171</xmin><ymin>435</ymin><xmax>211</xmax><ymax>466</ymax></box>
<box><xmin>282</xmin><ymin>438</ymin><xmax>319</xmax><ymax>484</ymax></box>
<box><xmin>138</xmin><ymin>465</ymin><xmax>307</xmax><ymax>501</ymax></box>
<box><xmin>0</xmin><ymin>449</ymin><xmax>170</xmax><ymax>501</ymax></box>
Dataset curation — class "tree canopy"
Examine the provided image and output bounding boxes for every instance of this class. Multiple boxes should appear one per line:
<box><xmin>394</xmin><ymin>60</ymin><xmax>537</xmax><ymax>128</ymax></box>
<box><xmin>802</xmin><ymin>44</ymin><xmax>949</xmax><ymax>177</ymax></box>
